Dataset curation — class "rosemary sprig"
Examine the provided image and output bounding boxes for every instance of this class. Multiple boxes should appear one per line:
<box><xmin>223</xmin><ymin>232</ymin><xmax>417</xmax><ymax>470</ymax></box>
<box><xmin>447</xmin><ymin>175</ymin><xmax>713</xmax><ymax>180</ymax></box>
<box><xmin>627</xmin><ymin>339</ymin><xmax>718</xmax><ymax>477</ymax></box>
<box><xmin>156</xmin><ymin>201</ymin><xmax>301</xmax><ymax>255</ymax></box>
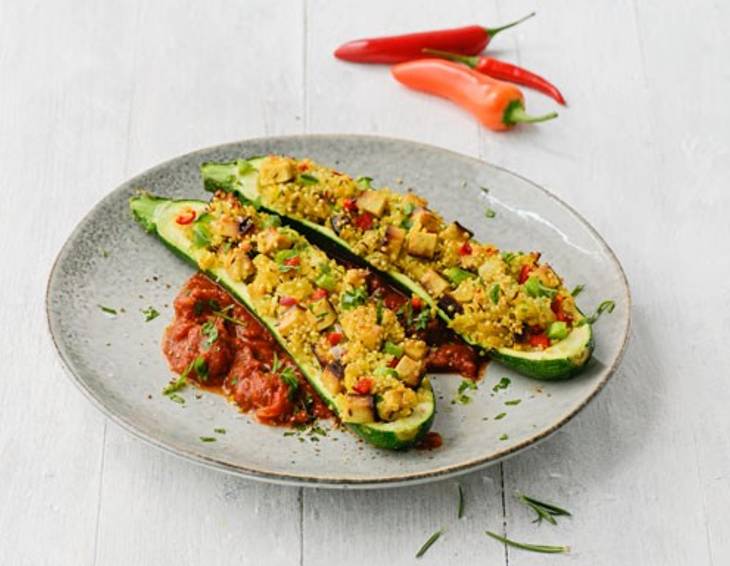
<box><xmin>416</xmin><ymin>528</ymin><xmax>444</xmax><ymax>558</ymax></box>
<box><xmin>457</xmin><ymin>484</ymin><xmax>465</xmax><ymax>519</ymax></box>
<box><xmin>516</xmin><ymin>492</ymin><xmax>571</xmax><ymax>525</ymax></box>
<box><xmin>212</xmin><ymin>309</ymin><xmax>247</xmax><ymax>326</ymax></box>
<box><xmin>485</xmin><ymin>531</ymin><xmax>569</xmax><ymax>554</ymax></box>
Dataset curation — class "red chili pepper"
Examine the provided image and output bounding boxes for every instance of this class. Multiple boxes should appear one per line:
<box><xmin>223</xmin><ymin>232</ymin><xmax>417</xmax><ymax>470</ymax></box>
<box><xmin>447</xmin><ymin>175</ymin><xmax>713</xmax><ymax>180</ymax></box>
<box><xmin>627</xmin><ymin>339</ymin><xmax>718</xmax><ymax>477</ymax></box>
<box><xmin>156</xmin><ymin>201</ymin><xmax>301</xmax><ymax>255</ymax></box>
<box><xmin>411</xmin><ymin>296</ymin><xmax>424</xmax><ymax>310</ymax></box>
<box><xmin>279</xmin><ymin>296</ymin><xmax>298</xmax><ymax>307</ymax></box>
<box><xmin>327</xmin><ymin>332</ymin><xmax>343</xmax><ymax>346</ymax></box>
<box><xmin>284</xmin><ymin>256</ymin><xmax>301</xmax><ymax>268</ymax></box>
<box><xmin>423</xmin><ymin>49</ymin><xmax>566</xmax><ymax>105</ymax></box>
<box><xmin>391</xmin><ymin>59</ymin><xmax>557</xmax><ymax>131</ymax></box>
<box><xmin>354</xmin><ymin>212</ymin><xmax>374</xmax><ymax>230</ymax></box>
<box><xmin>458</xmin><ymin>241</ymin><xmax>473</xmax><ymax>256</ymax></box>
<box><xmin>528</xmin><ymin>333</ymin><xmax>550</xmax><ymax>349</ymax></box>
<box><xmin>343</xmin><ymin>198</ymin><xmax>358</xmax><ymax>213</ymax></box>
<box><xmin>353</xmin><ymin>377</ymin><xmax>374</xmax><ymax>395</ymax></box>
<box><xmin>175</xmin><ymin>209</ymin><xmax>196</xmax><ymax>225</ymax></box>
<box><xmin>297</xmin><ymin>162</ymin><xmax>309</xmax><ymax>171</ymax></box>
<box><xmin>518</xmin><ymin>264</ymin><xmax>534</xmax><ymax>284</ymax></box>
<box><xmin>334</xmin><ymin>13</ymin><xmax>535</xmax><ymax>64</ymax></box>
<box><xmin>311</xmin><ymin>288</ymin><xmax>328</xmax><ymax>301</ymax></box>
<box><xmin>388</xmin><ymin>357</ymin><xmax>399</xmax><ymax>368</ymax></box>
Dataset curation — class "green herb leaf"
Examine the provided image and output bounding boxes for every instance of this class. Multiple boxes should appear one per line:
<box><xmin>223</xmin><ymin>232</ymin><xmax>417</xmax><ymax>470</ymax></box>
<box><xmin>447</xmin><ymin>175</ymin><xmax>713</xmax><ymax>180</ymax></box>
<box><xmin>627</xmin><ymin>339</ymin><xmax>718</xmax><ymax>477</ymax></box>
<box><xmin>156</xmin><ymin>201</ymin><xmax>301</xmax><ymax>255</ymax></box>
<box><xmin>524</xmin><ymin>276</ymin><xmax>558</xmax><ymax>299</ymax></box>
<box><xmin>374</xmin><ymin>366</ymin><xmax>399</xmax><ymax>379</ymax></box>
<box><xmin>505</xmin><ymin>399</ymin><xmax>521</xmax><ymax>406</ymax></box>
<box><xmin>168</xmin><ymin>393</ymin><xmax>185</xmax><ymax>405</ymax></box>
<box><xmin>516</xmin><ymin>493</ymin><xmax>572</xmax><ymax>526</ymax></box>
<box><xmin>492</xmin><ymin>377</ymin><xmax>511</xmax><ymax>392</ymax></box>
<box><xmin>444</xmin><ymin>267</ymin><xmax>476</xmax><ymax>286</ymax></box>
<box><xmin>199</xmin><ymin>436</ymin><xmax>217</xmax><ymax>443</ymax></box>
<box><xmin>298</xmin><ymin>173</ymin><xmax>319</xmax><ymax>185</ymax></box>
<box><xmin>489</xmin><ymin>284</ymin><xmax>501</xmax><ymax>305</ymax></box>
<box><xmin>485</xmin><ymin>208</ymin><xmax>496</xmax><ymax>218</ymax></box>
<box><xmin>214</xmin><ymin>428</ymin><xmax>226</xmax><ymax>434</ymax></box>
<box><xmin>142</xmin><ymin>306</ymin><xmax>160</xmax><ymax>322</ymax></box>
<box><xmin>571</xmin><ymin>284</ymin><xmax>585</xmax><ymax>297</ymax></box>
<box><xmin>414</xmin><ymin>308</ymin><xmax>431</xmax><ymax>331</ymax></box>
<box><xmin>162</xmin><ymin>359</ymin><xmax>195</xmax><ymax>395</ymax></box>
<box><xmin>457</xmin><ymin>484</ymin><xmax>465</xmax><ymax>519</ymax></box>
<box><xmin>201</xmin><ymin>321</ymin><xmax>219</xmax><ymax>350</ymax></box>
<box><xmin>262</xmin><ymin>215</ymin><xmax>282</xmax><ymax>228</ymax></box>
<box><xmin>271</xmin><ymin>352</ymin><xmax>281</xmax><ymax>374</ymax></box>
<box><xmin>212</xmin><ymin>309</ymin><xmax>247</xmax><ymax>326</ymax></box>
<box><xmin>383</xmin><ymin>341</ymin><xmax>404</xmax><ymax>358</ymax></box>
<box><xmin>341</xmin><ymin>287</ymin><xmax>368</xmax><ymax>310</ymax></box>
<box><xmin>356</xmin><ymin>176</ymin><xmax>373</xmax><ymax>188</ymax></box>
<box><xmin>454</xmin><ymin>379</ymin><xmax>477</xmax><ymax>405</ymax></box>
<box><xmin>416</xmin><ymin>528</ymin><xmax>444</xmax><ymax>558</ymax></box>
<box><xmin>191</xmin><ymin>213</ymin><xmax>213</xmax><ymax>248</ymax></box>
<box><xmin>501</xmin><ymin>251</ymin><xmax>516</xmax><ymax>264</ymax></box>
<box><xmin>99</xmin><ymin>305</ymin><xmax>118</xmax><ymax>316</ymax></box>
<box><xmin>485</xmin><ymin>531</ymin><xmax>568</xmax><ymax>554</ymax></box>
<box><xmin>579</xmin><ymin>299</ymin><xmax>616</xmax><ymax>326</ymax></box>
<box><xmin>376</xmin><ymin>296</ymin><xmax>384</xmax><ymax>325</ymax></box>
<box><xmin>499</xmin><ymin>433</ymin><xmax>509</xmax><ymax>441</ymax></box>
<box><xmin>494</xmin><ymin>412</ymin><xmax>507</xmax><ymax>420</ymax></box>
<box><xmin>193</xmin><ymin>356</ymin><xmax>209</xmax><ymax>381</ymax></box>
<box><xmin>279</xmin><ymin>366</ymin><xmax>299</xmax><ymax>401</ymax></box>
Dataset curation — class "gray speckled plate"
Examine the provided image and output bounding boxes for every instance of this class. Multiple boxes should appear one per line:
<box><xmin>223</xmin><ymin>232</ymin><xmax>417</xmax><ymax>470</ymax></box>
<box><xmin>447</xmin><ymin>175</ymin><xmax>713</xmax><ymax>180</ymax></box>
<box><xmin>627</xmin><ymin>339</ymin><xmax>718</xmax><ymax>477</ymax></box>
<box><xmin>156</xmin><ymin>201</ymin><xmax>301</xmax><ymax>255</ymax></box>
<box><xmin>46</xmin><ymin>135</ymin><xmax>630</xmax><ymax>488</ymax></box>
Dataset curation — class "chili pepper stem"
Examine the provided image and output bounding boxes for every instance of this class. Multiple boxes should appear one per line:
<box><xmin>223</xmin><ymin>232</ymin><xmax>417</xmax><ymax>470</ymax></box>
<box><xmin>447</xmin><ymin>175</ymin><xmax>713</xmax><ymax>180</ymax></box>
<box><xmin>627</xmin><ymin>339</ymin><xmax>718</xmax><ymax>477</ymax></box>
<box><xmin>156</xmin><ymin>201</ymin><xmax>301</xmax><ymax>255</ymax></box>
<box><xmin>485</xmin><ymin>12</ymin><xmax>536</xmax><ymax>37</ymax></box>
<box><xmin>423</xmin><ymin>48</ymin><xmax>478</xmax><ymax>68</ymax></box>
<box><xmin>504</xmin><ymin>102</ymin><xmax>558</xmax><ymax>125</ymax></box>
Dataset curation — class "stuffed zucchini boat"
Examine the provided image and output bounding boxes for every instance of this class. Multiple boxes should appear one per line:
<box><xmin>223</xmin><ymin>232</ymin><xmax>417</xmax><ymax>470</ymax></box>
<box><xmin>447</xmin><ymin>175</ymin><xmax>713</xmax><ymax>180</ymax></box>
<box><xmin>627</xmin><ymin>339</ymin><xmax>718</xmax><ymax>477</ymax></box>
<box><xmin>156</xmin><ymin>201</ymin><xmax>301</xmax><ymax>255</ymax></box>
<box><xmin>201</xmin><ymin>156</ymin><xmax>593</xmax><ymax>380</ymax></box>
<box><xmin>130</xmin><ymin>191</ymin><xmax>435</xmax><ymax>449</ymax></box>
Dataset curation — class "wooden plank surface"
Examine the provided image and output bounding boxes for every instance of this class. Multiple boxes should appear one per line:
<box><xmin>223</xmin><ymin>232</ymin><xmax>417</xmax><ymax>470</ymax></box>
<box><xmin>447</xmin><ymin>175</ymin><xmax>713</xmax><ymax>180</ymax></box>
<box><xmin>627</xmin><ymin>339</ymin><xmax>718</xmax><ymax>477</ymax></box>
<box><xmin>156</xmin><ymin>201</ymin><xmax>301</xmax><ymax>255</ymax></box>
<box><xmin>1</xmin><ymin>0</ymin><xmax>728</xmax><ymax>564</ymax></box>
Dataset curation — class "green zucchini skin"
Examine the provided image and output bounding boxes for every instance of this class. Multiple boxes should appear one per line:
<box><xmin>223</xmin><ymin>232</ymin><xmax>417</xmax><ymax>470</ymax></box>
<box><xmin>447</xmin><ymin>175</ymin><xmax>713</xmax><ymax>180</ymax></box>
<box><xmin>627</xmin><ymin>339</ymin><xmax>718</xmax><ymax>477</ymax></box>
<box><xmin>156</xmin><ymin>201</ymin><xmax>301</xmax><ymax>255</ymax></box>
<box><xmin>129</xmin><ymin>193</ymin><xmax>435</xmax><ymax>449</ymax></box>
<box><xmin>200</xmin><ymin>159</ymin><xmax>594</xmax><ymax>381</ymax></box>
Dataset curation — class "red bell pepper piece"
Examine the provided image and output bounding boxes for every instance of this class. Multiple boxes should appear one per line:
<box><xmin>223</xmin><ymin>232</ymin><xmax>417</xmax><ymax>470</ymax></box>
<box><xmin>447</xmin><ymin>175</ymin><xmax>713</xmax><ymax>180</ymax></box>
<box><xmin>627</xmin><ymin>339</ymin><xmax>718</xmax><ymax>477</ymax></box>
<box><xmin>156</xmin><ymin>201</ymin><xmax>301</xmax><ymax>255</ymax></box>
<box><xmin>327</xmin><ymin>332</ymin><xmax>343</xmax><ymax>346</ymax></box>
<box><xmin>528</xmin><ymin>333</ymin><xmax>550</xmax><ymax>349</ymax></box>
<box><xmin>518</xmin><ymin>264</ymin><xmax>534</xmax><ymax>284</ymax></box>
<box><xmin>458</xmin><ymin>241</ymin><xmax>473</xmax><ymax>256</ymax></box>
<box><xmin>175</xmin><ymin>209</ymin><xmax>196</xmax><ymax>225</ymax></box>
<box><xmin>279</xmin><ymin>296</ymin><xmax>298</xmax><ymax>307</ymax></box>
<box><xmin>354</xmin><ymin>212</ymin><xmax>374</xmax><ymax>230</ymax></box>
<box><xmin>353</xmin><ymin>377</ymin><xmax>374</xmax><ymax>395</ymax></box>
<box><xmin>334</xmin><ymin>13</ymin><xmax>535</xmax><ymax>64</ymax></box>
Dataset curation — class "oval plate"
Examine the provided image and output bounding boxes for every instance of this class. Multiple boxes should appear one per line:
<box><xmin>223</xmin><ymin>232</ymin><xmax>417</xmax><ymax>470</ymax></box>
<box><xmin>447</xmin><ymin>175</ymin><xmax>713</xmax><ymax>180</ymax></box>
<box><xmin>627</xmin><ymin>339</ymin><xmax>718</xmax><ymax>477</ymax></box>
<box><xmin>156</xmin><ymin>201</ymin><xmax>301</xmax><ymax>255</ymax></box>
<box><xmin>47</xmin><ymin>135</ymin><xmax>630</xmax><ymax>488</ymax></box>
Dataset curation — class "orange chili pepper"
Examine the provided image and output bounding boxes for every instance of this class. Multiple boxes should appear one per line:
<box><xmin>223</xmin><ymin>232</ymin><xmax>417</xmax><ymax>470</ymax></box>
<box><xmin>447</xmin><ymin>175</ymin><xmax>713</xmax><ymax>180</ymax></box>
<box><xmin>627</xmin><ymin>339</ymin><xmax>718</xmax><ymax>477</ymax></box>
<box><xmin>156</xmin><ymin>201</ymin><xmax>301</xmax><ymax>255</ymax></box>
<box><xmin>391</xmin><ymin>59</ymin><xmax>557</xmax><ymax>131</ymax></box>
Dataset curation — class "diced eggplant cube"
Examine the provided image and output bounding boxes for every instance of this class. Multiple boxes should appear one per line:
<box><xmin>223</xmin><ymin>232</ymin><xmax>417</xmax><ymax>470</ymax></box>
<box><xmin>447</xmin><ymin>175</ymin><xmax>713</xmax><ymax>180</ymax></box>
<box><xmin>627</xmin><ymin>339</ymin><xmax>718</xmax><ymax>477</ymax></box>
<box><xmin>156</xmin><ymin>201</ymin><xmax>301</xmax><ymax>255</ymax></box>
<box><xmin>420</xmin><ymin>269</ymin><xmax>450</xmax><ymax>298</ymax></box>
<box><xmin>321</xmin><ymin>362</ymin><xmax>344</xmax><ymax>395</ymax></box>
<box><xmin>383</xmin><ymin>225</ymin><xmax>406</xmax><ymax>259</ymax></box>
<box><xmin>277</xmin><ymin>306</ymin><xmax>310</xmax><ymax>336</ymax></box>
<box><xmin>311</xmin><ymin>299</ymin><xmax>337</xmax><ymax>331</ymax></box>
<box><xmin>413</xmin><ymin>209</ymin><xmax>441</xmax><ymax>233</ymax></box>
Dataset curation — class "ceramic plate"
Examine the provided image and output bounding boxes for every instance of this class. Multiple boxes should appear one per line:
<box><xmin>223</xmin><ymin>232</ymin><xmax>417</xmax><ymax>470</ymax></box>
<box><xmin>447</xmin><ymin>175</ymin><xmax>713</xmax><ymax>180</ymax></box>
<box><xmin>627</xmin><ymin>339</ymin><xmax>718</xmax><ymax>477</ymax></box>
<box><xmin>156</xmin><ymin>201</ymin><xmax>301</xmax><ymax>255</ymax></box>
<box><xmin>47</xmin><ymin>135</ymin><xmax>630</xmax><ymax>488</ymax></box>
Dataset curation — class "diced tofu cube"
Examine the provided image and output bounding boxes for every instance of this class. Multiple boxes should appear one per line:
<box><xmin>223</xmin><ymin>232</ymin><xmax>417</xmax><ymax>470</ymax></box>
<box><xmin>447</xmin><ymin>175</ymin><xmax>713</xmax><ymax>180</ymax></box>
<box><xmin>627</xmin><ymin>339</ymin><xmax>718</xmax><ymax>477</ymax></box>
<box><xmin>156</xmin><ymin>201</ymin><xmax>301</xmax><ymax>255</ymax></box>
<box><xmin>383</xmin><ymin>225</ymin><xmax>406</xmax><ymax>259</ymax></box>
<box><xmin>441</xmin><ymin>221</ymin><xmax>473</xmax><ymax>241</ymax></box>
<box><xmin>339</xmin><ymin>394</ymin><xmax>375</xmax><ymax>424</ymax></box>
<box><xmin>395</xmin><ymin>355</ymin><xmax>424</xmax><ymax>387</ymax></box>
<box><xmin>403</xmin><ymin>338</ymin><xmax>428</xmax><ymax>361</ymax></box>
<box><xmin>256</xmin><ymin>228</ymin><xmax>292</xmax><ymax>254</ymax></box>
<box><xmin>413</xmin><ymin>209</ymin><xmax>441</xmax><ymax>233</ymax></box>
<box><xmin>259</xmin><ymin>156</ymin><xmax>296</xmax><ymax>185</ymax></box>
<box><xmin>420</xmin><ymin>269</ymin><xmax>450</xmax><ymax>298</ymax></box>
<box><xmin>356</xmin><ymin>190</ymin><xmax>389</xmax><ymax>217</ymax></box>
<box><xmin>406</xmin><ymin>230</ymin><xmax>438</xmax><ymax>258</ymax></box>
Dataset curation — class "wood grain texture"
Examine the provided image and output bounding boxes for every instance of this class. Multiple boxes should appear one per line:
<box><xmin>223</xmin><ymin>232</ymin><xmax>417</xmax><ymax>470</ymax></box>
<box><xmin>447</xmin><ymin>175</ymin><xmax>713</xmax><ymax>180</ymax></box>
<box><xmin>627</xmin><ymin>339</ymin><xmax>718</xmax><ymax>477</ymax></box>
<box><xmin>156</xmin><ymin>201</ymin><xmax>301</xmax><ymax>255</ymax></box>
<box><xmin>1</xmin><ymin>0</ymin><xmax>728</xmax><ymax>564</ymax></box>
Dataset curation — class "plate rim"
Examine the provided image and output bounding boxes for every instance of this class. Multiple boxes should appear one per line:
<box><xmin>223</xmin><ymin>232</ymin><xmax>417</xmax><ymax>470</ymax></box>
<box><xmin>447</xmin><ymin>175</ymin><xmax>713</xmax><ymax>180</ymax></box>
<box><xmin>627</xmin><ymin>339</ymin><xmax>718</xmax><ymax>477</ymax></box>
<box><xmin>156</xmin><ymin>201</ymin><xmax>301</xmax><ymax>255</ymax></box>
<box><xmin>46</xmin><ymin>133</ymin><xmax>632</xmax><ymax>489</ymax></box>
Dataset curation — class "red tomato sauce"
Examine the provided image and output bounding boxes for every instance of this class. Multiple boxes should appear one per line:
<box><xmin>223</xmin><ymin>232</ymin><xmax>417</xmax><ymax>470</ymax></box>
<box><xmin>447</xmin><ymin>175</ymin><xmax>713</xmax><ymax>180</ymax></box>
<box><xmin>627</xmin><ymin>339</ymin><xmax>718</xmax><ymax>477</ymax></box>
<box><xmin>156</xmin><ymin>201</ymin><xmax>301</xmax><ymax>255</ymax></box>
<box><xmin>163</xmin><ymin>274</ymin><xmax>331</xmax><ymax>426</ymax></box>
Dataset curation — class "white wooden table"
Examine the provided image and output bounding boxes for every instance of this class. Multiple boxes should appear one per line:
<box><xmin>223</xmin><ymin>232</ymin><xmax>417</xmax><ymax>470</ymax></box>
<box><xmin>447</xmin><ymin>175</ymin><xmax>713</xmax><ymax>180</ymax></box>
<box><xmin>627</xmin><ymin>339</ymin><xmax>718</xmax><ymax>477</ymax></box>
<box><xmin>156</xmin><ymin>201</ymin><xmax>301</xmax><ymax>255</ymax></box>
<box><xmin>2</xmin><ymin>1</ymin><xmax>728</xmax><ymax>564</ymax></box>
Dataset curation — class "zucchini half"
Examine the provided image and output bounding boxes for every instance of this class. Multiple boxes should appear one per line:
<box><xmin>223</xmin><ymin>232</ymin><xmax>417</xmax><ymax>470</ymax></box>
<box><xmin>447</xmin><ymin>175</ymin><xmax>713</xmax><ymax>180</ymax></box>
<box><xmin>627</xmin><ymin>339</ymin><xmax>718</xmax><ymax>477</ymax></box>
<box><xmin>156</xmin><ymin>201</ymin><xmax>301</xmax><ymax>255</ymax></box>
<box><xmin>130</xmin><ymin>193</ymin><xmax>435</xmax><ymax>450</ymax></box>
<box><xmin>200</xmin><ymin>159</ymin><xmax>594</xmax><ymax>381</ymax></box>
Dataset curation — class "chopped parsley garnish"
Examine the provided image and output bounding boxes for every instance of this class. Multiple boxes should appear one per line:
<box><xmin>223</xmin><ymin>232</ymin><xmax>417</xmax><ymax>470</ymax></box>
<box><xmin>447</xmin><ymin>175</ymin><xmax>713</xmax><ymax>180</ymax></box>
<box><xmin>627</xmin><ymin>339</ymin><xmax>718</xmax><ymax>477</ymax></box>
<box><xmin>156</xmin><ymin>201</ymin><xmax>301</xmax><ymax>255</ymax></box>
<box><xmin>162</xmin><ymin>359</ymin><xmax>196</xmax><ymax>395</ymax></box>
<box><xmin>298</xmin><ymin>173</ymin><xmax>319</xmax><ymax>185</ymax></box>
<box><xmin>375</xmin><ymin>296</ymin><xmax>384</xmax><ymax>324</ymax></box>
<box><xmin>275</xmin><ymin>249</ymin><xmax>300</xmax><ymax>273</ymax></box>
<box><xmin>484</xmin><ymin>208</ymin><xmax>497</xmax><ymax>218</ymax></box>
<box><xmin>454</xmin><ymin>379</ymin><xmax>477</xmax><ymax>405</ymax></box>
<box><xmin>571</xmin><ymin>284</ymin><xmax>585</xmax><ymax>297</ymax></box>
<box><xmin>499</xmin><ymin>433</ymin><xmax>509</xmax><ymax>441</ymax></box>
<box><xmin>489</xmin><ymin>284</ymin><xmax>500</xmax><ymax>305</ymax></box>
<box><xmin>213</xmin><ymin>428</ymin><xmax>226</xmax><ymax>434</ymax></box>
<box><xmin>516</xmin><ymin>492</ymin><xmax>572</xmax><ymax>525</ymax></box>
<box><xmin>374</xmin><ymin>367</ymin><xmax>399</xmax><ymax>379</ymax></box>
<box><xmin>494</xmin><ymin>412</ymin><xmax>507</xmax><ymax>420</ymax></box>
<box><xmin>415</xmin><ymin>528</ymin><xmax>444</xmax><ymax>558</ymax></box>
<box><xmin>99</xmin><ymin>305</ymin><xmax>118</xmax><ymax>316</ymax></box>
<box><xmin>201</xmin><ymin>321</ymin><xmax>219</xmax><ymax>350</ymax></box>
<box><xmin>341</xmin><ymin>287</ymin><xmax>368</xmax><ymax>309</ymax></box>
<box><xmin>199</xmin><ymin>436</ymin><xmax>217</xmax><ymax>443</ymax></box>
<box><xmin>501</xmin><ymin>251</ymin><xmax>516</xmax><ymax>264</ymax></box>
<box><xmin>505</xmin><ymin>399</ymin><xmax>521</xmax><ymax>406</ymax></box>
<box><xmin>457</xmin><ymin>484</ymin><xmax>465</xmax><ymax>519</ymax></box>
<box><xmin>279</xmin><ymin>366</ymin><xmax>299</xmax><ymax>401</ymax></box>
<box><xmin>193</xmin><ymin>356</ymin><xmax>209</xmax><ymax>381</ymax></box>
<box><xmin>414</xmin><ymin>308</ymin><xmax>431</xmax><ymax>331</ymax></box>
<box><xmin>444</xmin><ymin>267</ymin><xmax>476</xmax><ymax>286</ymax></box>
<box><xmin>480</xmin><ymin>186</ymin><xmax>490</xmax><ymax>194</ymax></box>
<box><xmin>356</xmin><ymin>176</ymin><xmax>373</xmax><ymax>188</ymax></box>
<box><xmin>485</xmin><ymin>531</ymin><xmax>568</xmax><ymax>554</ymax></box>
<box><xmin>578</xmin><ymin>299</ymin><xmax>616</xmax><ymax>326</ymax></box>
<box><xmin>383</xmin><ymin>341</ymin><xmax>404</xmax><ymax>357</ymax></box>
<box><xmin>492</xmin><ymin>377</ymin><xmax>511</xmax><ymax>392</ymax></box>
<box><xmin>142</xmin><ymin>306</ymin><xmax>160</xmax><ymax>322</ymax></box>
<box><xmin>524</xmin><ymin>276</ymin><xmax>558</xmax><ymax>299</ymax></box>
<box><xmin>168</xmin><ymin>393</ymin><xmax>185</xmax><ymax>405</ymax></box>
